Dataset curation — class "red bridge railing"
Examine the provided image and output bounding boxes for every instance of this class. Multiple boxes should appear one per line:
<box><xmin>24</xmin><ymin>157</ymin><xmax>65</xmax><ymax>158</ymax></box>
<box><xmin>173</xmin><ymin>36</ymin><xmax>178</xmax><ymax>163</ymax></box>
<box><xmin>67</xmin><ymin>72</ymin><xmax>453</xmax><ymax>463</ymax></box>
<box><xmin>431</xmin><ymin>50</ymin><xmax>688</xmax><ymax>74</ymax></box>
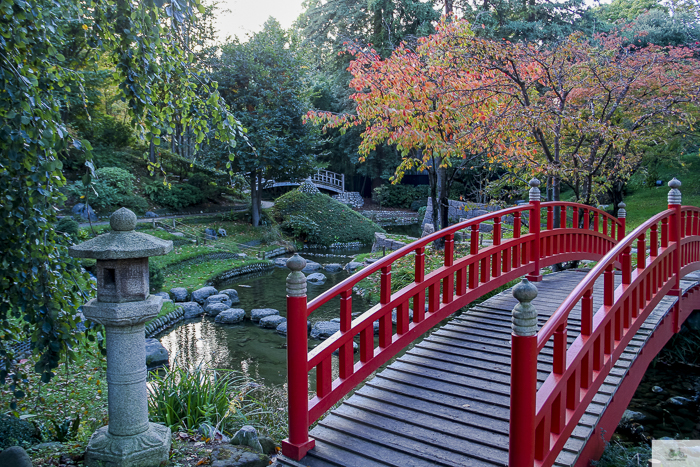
<box><xmin>281</xmin><ymin>179</ymin><xmax>626</xmax><ymax>460</ymax></box>
<box><xmin>509</xmin><ymin>179</ymin><xmax>700</xmax><ymax>467</ymax></box>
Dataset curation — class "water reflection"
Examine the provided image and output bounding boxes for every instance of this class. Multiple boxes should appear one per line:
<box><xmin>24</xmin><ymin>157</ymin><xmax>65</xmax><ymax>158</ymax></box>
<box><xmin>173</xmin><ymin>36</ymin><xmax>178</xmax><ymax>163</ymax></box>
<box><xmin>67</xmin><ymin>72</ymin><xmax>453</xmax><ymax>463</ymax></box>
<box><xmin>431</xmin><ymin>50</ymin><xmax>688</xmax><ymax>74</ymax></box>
<box><xmin>159</xmin><ymin>250</ymin><xmax>374</xmax><ymax>387</ymax></box>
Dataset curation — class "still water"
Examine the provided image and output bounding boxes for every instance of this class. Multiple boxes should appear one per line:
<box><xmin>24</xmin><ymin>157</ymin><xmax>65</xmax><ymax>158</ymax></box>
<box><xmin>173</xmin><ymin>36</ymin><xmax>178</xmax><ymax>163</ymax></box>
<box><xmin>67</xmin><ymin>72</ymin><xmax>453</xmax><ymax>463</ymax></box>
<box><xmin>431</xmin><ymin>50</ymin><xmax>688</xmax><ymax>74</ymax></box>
<box><xmin>159</xmin><ymin>249</ymin><xmax>374</xmax><ymax>387</ymax></box>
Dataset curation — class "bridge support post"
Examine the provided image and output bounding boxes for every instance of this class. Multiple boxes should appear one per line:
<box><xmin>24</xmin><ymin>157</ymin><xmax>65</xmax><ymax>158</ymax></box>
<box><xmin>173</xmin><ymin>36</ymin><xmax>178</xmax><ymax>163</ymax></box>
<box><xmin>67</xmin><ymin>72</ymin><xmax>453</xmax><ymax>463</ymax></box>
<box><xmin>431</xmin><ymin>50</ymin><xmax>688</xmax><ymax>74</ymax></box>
<box><xmin>668</xmin><ymin>178</ymin><xmax>682</xmax><ymax>332</ymax></box>
<box><xmin>527</xmin><ymin>179</ymin><xmax>543</xmax><ymax>282</ymax></box>
<box><xmin>282</xmin><ymin>254</ymin><xmax>315</xmax><ymax>460</ymax></box>
<box><xmin>509</xmin><ymin>278</ymin><xmax>538</xmax><ymax>467</ymax></box>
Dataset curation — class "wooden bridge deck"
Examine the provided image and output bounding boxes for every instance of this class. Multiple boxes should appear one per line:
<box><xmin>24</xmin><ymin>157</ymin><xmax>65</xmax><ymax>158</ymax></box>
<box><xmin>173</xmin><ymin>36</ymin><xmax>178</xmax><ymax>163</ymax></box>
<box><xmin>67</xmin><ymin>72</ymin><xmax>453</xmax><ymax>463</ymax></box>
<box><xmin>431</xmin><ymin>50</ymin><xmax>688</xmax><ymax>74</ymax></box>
<box><xmin>277</xmin><ymin>269</ymin><xmax>700</xmax><ymax>467</ymax></box>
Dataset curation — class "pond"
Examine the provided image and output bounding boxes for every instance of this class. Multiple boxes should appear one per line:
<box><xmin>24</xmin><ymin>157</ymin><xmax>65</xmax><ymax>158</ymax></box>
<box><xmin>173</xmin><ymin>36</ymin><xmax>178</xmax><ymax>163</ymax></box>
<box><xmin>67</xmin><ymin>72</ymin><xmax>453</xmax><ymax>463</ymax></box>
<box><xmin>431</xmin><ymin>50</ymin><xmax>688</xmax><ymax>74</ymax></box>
<box><xmin>383</xmin><ymin>222</ymin><xmax>422</xmax><ymax>237</ymax></box>
<box><xmin>158</xmin><ymin>248</ymin><xmax>374</xmax><ymax>387</ymax></box>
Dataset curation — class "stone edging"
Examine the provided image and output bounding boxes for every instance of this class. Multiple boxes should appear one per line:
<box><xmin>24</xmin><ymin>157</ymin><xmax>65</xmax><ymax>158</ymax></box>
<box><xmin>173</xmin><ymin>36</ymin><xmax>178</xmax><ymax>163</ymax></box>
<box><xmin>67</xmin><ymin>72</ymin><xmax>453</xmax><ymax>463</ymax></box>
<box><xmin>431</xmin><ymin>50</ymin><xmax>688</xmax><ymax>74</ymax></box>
<box><xmin>302</xmin><ymin>241</ymin><xmax>365</xmax><ymax>250</ymax></box>
<box><xmin>206</xmin><ymin>262</ymin><xmax>275</xmax><ymax>286</ymax></box>
<box><xmin>146</xmin><ymin>306</ymin><xmax>185</xmax><ymax>337</ymax></box>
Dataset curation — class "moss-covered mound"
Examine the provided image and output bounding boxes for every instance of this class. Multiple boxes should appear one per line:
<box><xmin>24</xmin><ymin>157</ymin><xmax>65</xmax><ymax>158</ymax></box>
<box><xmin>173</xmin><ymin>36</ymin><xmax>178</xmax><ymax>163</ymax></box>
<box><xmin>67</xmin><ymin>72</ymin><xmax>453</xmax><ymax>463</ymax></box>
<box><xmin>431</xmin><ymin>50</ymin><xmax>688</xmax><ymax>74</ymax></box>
<box><xmin>274</xmin><ymin>190</ymin><xmax>383</xmax><ymax>246</ymax></box>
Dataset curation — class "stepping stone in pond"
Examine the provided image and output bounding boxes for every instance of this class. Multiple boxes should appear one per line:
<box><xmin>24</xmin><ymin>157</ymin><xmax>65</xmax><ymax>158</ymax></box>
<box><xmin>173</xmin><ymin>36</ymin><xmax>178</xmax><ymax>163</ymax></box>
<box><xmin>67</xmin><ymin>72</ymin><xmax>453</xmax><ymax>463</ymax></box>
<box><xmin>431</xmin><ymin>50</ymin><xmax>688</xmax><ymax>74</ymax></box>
<box><xmin>260</xmin><ymin>315</ymin><xmax>286</xmax><ymax>329</ymax></box>
<box><xmin>250</xmin><ymin>308</ymin><xmax>279</xmax><ymax>322</ymax></box>
<box><xmin>216</xmin><ymin>309</ymin><xmax>246</xmax><ymax>324</ymax></box>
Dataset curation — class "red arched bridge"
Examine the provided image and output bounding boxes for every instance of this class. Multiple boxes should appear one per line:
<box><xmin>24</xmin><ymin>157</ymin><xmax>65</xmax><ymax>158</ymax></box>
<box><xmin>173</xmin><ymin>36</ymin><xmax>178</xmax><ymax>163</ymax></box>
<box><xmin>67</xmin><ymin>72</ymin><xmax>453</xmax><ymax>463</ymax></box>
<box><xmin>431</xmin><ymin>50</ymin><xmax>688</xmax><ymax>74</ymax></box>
<box><xmin>277</xmin><ymin>179</ymin><xmax>700</xmax><ymax>467</ymax></box>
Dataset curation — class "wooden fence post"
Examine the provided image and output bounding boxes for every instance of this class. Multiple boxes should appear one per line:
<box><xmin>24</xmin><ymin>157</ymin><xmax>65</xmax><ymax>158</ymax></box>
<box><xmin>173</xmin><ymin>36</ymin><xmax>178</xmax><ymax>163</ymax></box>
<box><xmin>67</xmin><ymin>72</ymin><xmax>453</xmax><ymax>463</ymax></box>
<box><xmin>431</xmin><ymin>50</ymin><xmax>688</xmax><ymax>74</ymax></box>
<box><xmin>281</xmin><ymin>254</ymin><xmax>315</xmax><ymax>460</ymax></box>
<box><xmin>527</xmin><ymin>179</ymin><xmax>543</xmax><ymax>282</ymax></box>
<box><xmin>509</xmin><ymin>278</ymin><xmax>539</xmax><ymax>467</ymax></box>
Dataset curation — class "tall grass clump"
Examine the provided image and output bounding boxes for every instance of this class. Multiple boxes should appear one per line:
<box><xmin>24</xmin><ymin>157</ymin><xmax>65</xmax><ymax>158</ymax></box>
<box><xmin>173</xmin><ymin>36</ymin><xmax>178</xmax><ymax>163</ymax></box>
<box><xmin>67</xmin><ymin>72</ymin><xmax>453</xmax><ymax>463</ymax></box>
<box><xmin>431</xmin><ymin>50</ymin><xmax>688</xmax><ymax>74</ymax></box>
<box><xmin>147</xmin><ymin>361</ymin><xmax>289</xmax><ymax>441</ymax></box>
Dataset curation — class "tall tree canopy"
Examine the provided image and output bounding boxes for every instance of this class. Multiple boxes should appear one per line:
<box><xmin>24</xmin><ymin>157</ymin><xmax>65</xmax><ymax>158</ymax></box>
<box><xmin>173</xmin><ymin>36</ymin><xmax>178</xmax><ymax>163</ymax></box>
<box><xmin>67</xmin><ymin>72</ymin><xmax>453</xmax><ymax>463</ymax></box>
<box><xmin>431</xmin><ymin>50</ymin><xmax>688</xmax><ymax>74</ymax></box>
<box><xmin>0</xmin><ymin>0</ymin><xmax>240</xmax><ymax>395</ymax></box>
<box><xmin>208</xmin><ymin>18</ymin><xmax>319</xmax><ymax>226</ymax></box>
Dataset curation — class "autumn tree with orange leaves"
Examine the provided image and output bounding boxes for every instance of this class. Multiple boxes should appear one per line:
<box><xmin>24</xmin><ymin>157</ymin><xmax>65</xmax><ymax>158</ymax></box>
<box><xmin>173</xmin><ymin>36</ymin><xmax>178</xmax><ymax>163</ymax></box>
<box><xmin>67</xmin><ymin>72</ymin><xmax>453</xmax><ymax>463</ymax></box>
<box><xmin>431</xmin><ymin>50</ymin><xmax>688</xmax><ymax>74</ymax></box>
<box><xmin>428</xmin><ymin>21</ymin><xmax>700</xmax><ymax>211</ymax></box>
<box><xmin>308</xmin><ymin>18</ymin><xmax>700</xmax><ymax>228</ymax></box>
<box><xmin>306</xmin><ymin>22</ymin><xmax>506</xmax><ymax>231</ymax></box>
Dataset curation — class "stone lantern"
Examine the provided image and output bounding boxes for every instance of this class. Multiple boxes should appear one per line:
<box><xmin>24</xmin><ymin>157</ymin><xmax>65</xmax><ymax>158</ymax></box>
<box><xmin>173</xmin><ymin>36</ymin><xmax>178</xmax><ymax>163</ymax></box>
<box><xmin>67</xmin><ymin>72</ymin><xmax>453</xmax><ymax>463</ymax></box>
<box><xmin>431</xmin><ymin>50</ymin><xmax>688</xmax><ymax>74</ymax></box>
<box><xmin>69</xmin><ymin>207</ymin><xmax>173</xmax><ymax>467</ymax></box>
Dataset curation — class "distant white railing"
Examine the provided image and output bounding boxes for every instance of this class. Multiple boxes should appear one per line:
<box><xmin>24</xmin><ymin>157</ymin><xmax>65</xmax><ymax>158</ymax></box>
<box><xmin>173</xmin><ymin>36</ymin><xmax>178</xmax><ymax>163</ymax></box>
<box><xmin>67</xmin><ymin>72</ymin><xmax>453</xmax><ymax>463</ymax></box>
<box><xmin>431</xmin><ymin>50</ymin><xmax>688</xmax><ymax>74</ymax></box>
<box><xmin>260</xmin><ymin>169</ymin><xmax>345</xmax><ymax>193</ymax></box>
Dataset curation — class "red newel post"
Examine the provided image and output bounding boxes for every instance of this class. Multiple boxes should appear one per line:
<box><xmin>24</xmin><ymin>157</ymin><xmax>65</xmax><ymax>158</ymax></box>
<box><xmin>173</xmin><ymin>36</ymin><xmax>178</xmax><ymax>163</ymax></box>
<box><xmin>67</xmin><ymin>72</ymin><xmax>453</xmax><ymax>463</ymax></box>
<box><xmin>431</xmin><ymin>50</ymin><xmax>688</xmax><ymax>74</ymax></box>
<box><xmin>617</xmin><ymin>202</ymin><xmax>626</xmax><ymax>241</ymax></box>
<box><xmin>527</xmin><ymin>179</ymin><xmax>543</xmax><ymax>282</ymax></box>
<box><xmin>282</xmin><ymin>254</ymin><xmax>315</xmax><ymax>460</ymax></box>
<box><xmin>668</xmin><ymin>178</ymin><xmax>682</xmax><ymax>332</ymax></box>
<box><xmin>509</xmin><ymin>278</ymin><xmax>539</xmax><ymax>467</ymax></box>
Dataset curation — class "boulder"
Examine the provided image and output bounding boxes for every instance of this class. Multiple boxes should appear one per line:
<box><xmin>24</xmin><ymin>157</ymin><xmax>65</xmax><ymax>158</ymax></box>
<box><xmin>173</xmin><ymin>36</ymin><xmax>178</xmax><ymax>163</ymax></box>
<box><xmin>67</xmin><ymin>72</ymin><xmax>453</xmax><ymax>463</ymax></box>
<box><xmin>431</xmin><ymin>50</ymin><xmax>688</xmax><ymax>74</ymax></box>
<box><xmin>219</xmin><ymin>289</ymin><xmax>240</xmax><ymax>305</ymax></box>
<box><xmin>392</xmin><ymin>309</ymin><xmax>414</xmax><ymax>324</ymax></box>
<box><xmin>302</xmin><ymin>261</ymin><xmax>322</xmax><ymax>272</ymax></box>
<box><xmin>205</xmin><ymin>228</ymin><xmax>217</xmax><ymax>240</ymax></box>
<box><xmin>236</xmin><ymin>253</ymin><xmax>247</xmax><ymax>258</ymax></box>
<box><xmin>667</xmin><ymin>396</ymin><xmax>693</xmax><ymax>406</ymax></box>
<box><xmin>172</xmin><ymin>232</ymin><xmax>185</xmax><ymax>237</ymax></box>
<box><xmin>205</xmin><ymin>302</ymin><xmax>229</xmax><ymax>317</ymax></box>
<box><xmin>145</xmin><ymin>211</ymin><xmax>158</xmax><ymax>218</ymax></box>
<box><xmin>345</xmin><ymin>261</ymin><xmax>363</xmax><ymax>272</ymax></box>
<box><xmin>145</xmin><ymin>338</ymin><xmax>169</xmax><ymax>368</ymax></box>
<box><xmin>274</xmin><ymin>257</ymin><xmax>288</xmax><ymax>267</ymax></box>
<box><xmin>310</xmin><ymin>321</ymin><xmax>341</xmax><ymax>340</ymax></box>
<box><xmin>371</xmin><ymin>232</ymin><xmax>407</xmax><ymax>253</ymax></box>
<box><xmin>250</xmin><ymin>308</ymin><xmax>279</xmax><ymax>323</ymax></box>
<box><xmin>210</xmin><ymin>445</ymin><xmax>268</xmax><ymax>467</ymax></box>
<box><xmin>479</xmin><ymin>223</ymin><xmax>494</xmax><ymax>233</ymax></box>
<box><xmin>323</xmin><ymin>263</ymin><xmax>343</xmax><ymax>273</ymax></box>
<box><xmin>231</xmin><ymin>425</ymin><xmax>263</xmax><ymax>453</ymax></box>
<box><xmin>276</xmin><ymin>321</ymin><xmax>287</xmax><ymax>337</ymax></box>
<box><xmin>216</xmin><ymin>309</ymin><xmax>246</xmax><ymax>324</ymax></box>
<box><xmin>260</xmin><ymin>315</ymin><xmax>286</xmax><ymax>329</ymax></box>
<box><xmin>154</xmin><ymin>291</ymin><xmax>170</xmax><ymax>301</ymax></box>
<box><xmin>333</xmin><ymin>341</ymin><xmax>359</xmax><ymax>355</ymax></box>
<box><xmin>192</xmin><ymin>286</ymin><xmax>218</xmax><ymax>304</ymax></box>
<box><xmin>0</xmin><ymin>446</ymin><xmax>32</xmax><ymax>467</ymax></box>
<box><xmin>258</xmin><ymin>437</ymin><xmax>277</xmax><ymax>456</ymax></box>
<box><xmin>620</xmin><ymin>410</ymin><xmax>647</xmax><ymax>426</ymax></box>
<box><xmin>71</xmin><ymin>203</ymin><xmax>97</xmax><ymax>222</ymax></box>
<box><xmin>218</xmin><ymin>228</ymin><xmax>227</xmax><ymax>237</ymax></box>
<box><xmin>307</xmin><ymin>272</ymin><xmax>327</xmax><ymax>283</ymax></box>
<box><xmin>205</xmin><ymin>294</ymin><xmax>233</xmax><ymax>309</ymax></box>
<box><xmin>421</xmin><ymin>223</ymin><xmax>435</xmax><ymax>237</ymax></box>
<box><xmin>182</xmin><ymin>302</ymin><xmax>204</xmax><ymax>319</ymax></box>
<box><xmin>198</xmin><ymin>422</ymin><xmax>230</xmax><ymax>443</ymax></box>
<box><xmin>169</xmin><ymin>287</ymin><xmax>189</xmax><ymax>302</ymax></box>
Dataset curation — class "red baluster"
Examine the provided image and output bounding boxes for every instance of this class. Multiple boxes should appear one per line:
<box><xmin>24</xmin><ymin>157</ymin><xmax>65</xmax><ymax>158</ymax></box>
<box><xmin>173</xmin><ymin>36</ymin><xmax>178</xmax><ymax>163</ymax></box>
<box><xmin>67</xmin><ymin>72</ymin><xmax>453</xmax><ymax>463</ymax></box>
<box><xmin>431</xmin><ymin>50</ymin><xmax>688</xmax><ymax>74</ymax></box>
<box><xmin>396</xmin><ymin>300</ymin><xmax>409</xmax><ymax>335</ymax></box>
<box><xmin>581</xmin><ymin>288</ymin><xmax>593</xmax><ymax>336</ymax></box>
<box><xmin>604</xmin><ymin>264</ymin><xmax>614</xmax><ymax>307</ymax></box>
<box><xmin>380</xmin><ymin>265</ymin><xmax>391</xmax><ymax>305</ymax></box>
<box><xmin>414</xmin><ymin>247</ymin><xmax>425</xmax><ymax>323</ymax></box>
<box><xmin>513</xmin><ymin>212</ymin><xmax>522</xmax><ymax>269</ymax></box>
<box><xmin>622</xmin><ymin>246</ymin><xmax>632</xmax><ymax>285</ymax></box>
<box><xmin>492</xmin><ymin>218</ymin><xmax>502</xmax><ymax>278</ymax></box>
<box><xmin>316</xmin><ymin>358</ymin><xmax>331</xmax><ymax>398</ymax></box>
<box><xmin>553</xmin><ymin>324</ymin><xmax>567</xmax><ymax>375</ymax></box>
<box><xmin>469</xmin><ymin>224</ymin><xmax>478</xmax><ymax>289</ymax></box>
<box><xmin>339</xmin><ymin>290</ymin><xmax>354</xmax><ymax>379</ymax></box>
<box><xmin>650</xmin><ymin>224</ymin><xmax>659</xmax><ymax>257</ymax></box>
<box><xmin>668</xmin><ymin>178</ymin><xmax>682</xmax><ymax>332</ymax></box>
<box><xmin>637</xmin><ymin>234</ymin><xmax>646</xmax><ymax>270</ymax></box>
<box><xmin>444</xmin><ymin>233</ymin><xmax>454</xmax><ymax>304</ymax></box>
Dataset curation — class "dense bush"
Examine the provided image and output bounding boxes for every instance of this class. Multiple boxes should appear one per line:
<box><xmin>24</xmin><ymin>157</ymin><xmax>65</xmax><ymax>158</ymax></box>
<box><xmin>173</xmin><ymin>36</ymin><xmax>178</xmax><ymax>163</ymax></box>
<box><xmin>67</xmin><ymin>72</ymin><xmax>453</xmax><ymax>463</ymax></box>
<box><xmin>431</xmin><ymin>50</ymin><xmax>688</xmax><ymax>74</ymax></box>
<box><xmin>65</xmin><ymin>167</ymin><xmax>148</xmax><ymax>214</ymax></box>
<box><xmin>144</xmin><ymin>181</ymin><xmax>204</xmax><ymax>210</ymax></box>
<box><xmin>56</xmin><ymin>217</ymin><xmax>80</xmax><ymax>238</ymax></box>
<box><xmin>372</xmin><ymin>184</ymin><xmax>429</xmax><ymax>208</ymax></box>
<box><xmin>275</xmin><ymin>190</ymin><xmax>383</xmax><ymax>246</ymax></box>
<box><xmin>149</xmin><ymin>261</ymin><xmax>165</xmax><ymax>292</ymax></box>
<box><xmin>0</xmin><ymin>414</ymin><xmax>42</xmax><ymax>449</ymax></box>
<box><xmin>187</xmin><ymin>173</ymin><xmax>221</xmax><ymax>202</ymax></box>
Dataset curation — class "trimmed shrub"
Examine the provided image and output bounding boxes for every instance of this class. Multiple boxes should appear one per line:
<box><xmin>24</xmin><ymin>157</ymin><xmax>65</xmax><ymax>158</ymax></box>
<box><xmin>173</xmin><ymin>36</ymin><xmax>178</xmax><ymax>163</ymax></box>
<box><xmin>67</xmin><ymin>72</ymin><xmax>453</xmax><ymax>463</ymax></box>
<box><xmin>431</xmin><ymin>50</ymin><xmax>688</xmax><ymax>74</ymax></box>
<box><xmin>275</xmin><ymin>190</ymin><xmax>383</xmax><ymax>246</ymax></box>
<box><xmin>372</xmin><ymin>184</ymin><xmax>430</xmax><ymax>208</ymax></box>
<box><xmin>149</xmin><ymin>261</ymin><xmax>164</xmax><ymax>292</ymax></box>
<box><xmin>56</xmin><ymin>217</ymin><xmax>80</xmax><ymax>238</ymax></box>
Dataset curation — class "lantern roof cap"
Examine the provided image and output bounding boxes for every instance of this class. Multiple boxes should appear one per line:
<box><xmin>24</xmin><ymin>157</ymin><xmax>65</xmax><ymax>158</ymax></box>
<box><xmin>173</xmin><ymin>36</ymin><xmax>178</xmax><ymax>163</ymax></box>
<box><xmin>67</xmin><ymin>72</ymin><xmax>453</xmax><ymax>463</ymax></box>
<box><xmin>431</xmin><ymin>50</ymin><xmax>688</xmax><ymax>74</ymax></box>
<box><xmin>69</xmin><ymin>208</ymin><xmax>173</xmax><ymax>260</ymax></box>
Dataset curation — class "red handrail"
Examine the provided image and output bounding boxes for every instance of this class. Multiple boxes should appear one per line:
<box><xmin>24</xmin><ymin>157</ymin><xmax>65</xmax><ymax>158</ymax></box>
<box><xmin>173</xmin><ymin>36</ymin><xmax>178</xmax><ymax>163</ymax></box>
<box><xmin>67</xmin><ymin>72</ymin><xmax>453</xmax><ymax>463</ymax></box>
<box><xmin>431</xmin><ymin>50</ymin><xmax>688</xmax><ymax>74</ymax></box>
<box><xmin>509</xmin><ymin>201</ymin><xmax>700</xmax><ymax>467</ymax></box>
<box><xmin>282</xmin><ymin>191</ymin><xmax>625</xmax><ymax>460</ymax></box>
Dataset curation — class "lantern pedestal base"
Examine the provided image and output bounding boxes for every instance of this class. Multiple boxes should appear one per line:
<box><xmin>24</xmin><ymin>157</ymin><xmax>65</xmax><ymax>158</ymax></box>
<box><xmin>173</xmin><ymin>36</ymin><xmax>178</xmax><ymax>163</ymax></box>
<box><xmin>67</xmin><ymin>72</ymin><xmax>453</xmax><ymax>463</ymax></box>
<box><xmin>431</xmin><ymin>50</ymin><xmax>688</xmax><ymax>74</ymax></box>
<box><xmin>84</xmin><ymin>423</ymin><xmax>171</xmax><ymax>467</ymax></box>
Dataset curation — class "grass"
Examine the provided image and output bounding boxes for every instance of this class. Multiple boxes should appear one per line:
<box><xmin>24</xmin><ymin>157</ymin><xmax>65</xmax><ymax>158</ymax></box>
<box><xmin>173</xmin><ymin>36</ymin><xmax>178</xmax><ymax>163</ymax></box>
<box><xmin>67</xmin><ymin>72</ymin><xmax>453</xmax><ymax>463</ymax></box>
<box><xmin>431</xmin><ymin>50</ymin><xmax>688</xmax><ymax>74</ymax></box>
<box><xmin>160</xmin><ymin>257</ymin><xmax>269</xmax><ymax>292</ymax></box>
<box><xmin>592</xmin><ymin>440</ymin><xmax>651</xmax><ymax>466</ymax></box>
<box><xmin>0</xmin><ymin>338</ymin><xmax>108</xmax><ymax>448</ymax></box>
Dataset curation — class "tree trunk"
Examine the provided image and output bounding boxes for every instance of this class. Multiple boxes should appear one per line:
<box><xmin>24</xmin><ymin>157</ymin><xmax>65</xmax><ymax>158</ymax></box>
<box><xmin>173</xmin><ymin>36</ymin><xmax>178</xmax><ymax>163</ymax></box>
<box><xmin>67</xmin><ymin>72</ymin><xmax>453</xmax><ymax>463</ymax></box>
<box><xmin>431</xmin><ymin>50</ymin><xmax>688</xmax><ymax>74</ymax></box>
<box><xmin>251</xmin><ymin>170</ymin><xmax>261</xmax><ymax>227</ymax></box>
<box><xmin>609</xmin><ymin>181</ymin><xmax>624</xmax><ymax>217</ymax></box>
<box><xmin>438</xmin><ymin>163</ymin><xmax>449</xmax><ymax>231</ymax></box>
